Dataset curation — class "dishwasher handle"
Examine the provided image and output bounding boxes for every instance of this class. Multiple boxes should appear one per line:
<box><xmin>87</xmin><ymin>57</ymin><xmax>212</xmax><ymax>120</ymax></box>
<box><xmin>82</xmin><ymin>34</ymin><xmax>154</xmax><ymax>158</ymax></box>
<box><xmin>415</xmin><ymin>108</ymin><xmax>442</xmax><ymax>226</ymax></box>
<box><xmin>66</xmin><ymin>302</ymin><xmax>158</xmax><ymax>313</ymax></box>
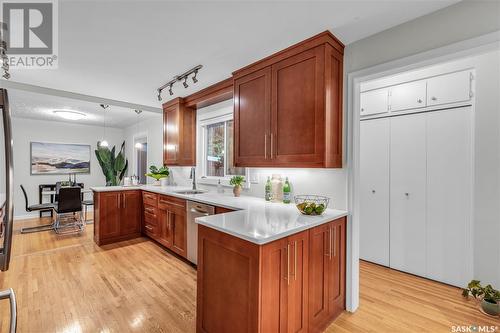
<box><xmin>189</xmin><ymin>208</ymin><xmax>210</xmax><ymax>216</ymax></box>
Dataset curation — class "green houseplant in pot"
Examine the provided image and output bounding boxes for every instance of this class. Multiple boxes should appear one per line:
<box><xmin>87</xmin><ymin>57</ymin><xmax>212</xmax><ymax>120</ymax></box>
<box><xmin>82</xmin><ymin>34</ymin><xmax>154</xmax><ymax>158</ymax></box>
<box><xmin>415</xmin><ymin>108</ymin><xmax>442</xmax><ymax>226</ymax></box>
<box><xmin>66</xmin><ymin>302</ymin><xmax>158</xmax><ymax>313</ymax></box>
<box><xmin>145</xmin><ymin>165</ymin><xmax>170</xmax><ymax>186</ymax></box>
<box><xmin>229</xmin><ymin>175</ymin><xmax>245</xmax><ymax>197</ymax></box>
<box><xmin>462</xmin><ymin>280</ymin><xmax>500</xmax><ymax>317</ymax></box>
<box><xmin>95</xmin><ymin>141</ymin><xmax>128</xmax><ymax>186</ymax></box>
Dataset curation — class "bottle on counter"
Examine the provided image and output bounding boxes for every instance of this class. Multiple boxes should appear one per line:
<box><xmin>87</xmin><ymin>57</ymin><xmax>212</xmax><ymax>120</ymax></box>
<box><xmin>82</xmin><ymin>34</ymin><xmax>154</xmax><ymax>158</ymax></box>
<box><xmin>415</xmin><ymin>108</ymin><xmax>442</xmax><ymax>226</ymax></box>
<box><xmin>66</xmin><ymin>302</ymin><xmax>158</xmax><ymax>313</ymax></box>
<box><xmin>283</xmin><ymin>177</ymin><xmax>291</xmax><ymax>204</ymax></box>
<box><xmin>271</xmin><ymin>174</ymin><xmax>283</xmax><ymax>202</ymax></box>
<box><xmin>217</xmin><ymin>179</ymin><xmax>225</xmax><ymax>194</ymax></box>
<box><xmin>265</xmin><ymin>176</ymin><xmax>272</xmax><ymax>201</ymax></box>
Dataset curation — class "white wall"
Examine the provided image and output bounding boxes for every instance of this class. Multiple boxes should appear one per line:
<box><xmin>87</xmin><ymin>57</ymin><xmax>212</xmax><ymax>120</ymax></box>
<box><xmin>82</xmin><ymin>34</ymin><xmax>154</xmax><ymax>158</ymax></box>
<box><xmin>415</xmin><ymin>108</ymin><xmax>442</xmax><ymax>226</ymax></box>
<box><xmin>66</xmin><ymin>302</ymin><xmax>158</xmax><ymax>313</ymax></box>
<box><xmin>345</xmin><ymin>0</ymin><xmax>500</xmax><ymax>72</ymax></box>
<box><xmin>11</xmin><ymin>117</ymin><xmax>124</xmax><ymax>219</ymax></box>
<box><xmin>123</xmin><ymin>114</ymin><xmax>163</xmax><ymax>184</ymax></box>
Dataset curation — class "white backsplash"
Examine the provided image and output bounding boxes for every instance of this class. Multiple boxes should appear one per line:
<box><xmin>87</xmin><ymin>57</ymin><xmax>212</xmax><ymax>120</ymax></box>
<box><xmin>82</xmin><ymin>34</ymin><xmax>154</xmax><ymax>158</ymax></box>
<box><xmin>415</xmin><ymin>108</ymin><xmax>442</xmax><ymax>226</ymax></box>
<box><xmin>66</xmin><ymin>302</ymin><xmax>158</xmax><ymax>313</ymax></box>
<box><xmin>169</xmin><ymin>166</ymin><xmax>347</xmax><ymax>210</ymax></box>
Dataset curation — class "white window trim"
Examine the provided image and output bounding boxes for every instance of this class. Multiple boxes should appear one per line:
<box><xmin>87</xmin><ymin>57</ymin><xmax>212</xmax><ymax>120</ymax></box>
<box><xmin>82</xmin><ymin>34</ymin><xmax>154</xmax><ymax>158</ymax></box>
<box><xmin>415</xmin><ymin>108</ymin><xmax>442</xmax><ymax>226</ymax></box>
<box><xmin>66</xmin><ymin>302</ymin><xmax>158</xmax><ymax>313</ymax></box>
<box><xmin>196</xmin><ymin>109</ymin><xmax>249</xmax><ymax>188</ymax></box>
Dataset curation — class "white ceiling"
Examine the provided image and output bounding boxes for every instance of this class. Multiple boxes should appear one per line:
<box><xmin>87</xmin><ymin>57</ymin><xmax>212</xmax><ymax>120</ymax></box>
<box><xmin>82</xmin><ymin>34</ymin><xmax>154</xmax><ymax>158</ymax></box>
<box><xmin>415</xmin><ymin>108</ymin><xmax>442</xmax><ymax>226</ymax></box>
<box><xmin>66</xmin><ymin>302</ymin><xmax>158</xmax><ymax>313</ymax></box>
<box><xmin>8</xmin><ymin>0</ymin><xmax>458</xmax><ymax>108</ymax></box>
<box><xmin>9</xmin><ymin>89</ymin><xmax>160</xmax><ymax>128</ymax></box>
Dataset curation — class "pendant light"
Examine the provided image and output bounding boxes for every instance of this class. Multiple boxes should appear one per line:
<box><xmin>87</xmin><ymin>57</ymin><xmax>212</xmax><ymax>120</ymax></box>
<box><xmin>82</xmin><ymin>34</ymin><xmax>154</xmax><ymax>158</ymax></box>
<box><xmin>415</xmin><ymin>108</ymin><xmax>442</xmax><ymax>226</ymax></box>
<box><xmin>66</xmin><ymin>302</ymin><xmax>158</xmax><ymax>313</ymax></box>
<box><xmin>99</xmin><ymin>104</ymin><xmax>109</xmax><ymax>147</ymax></box>
<box><xmin>134</xmin><ymin>109</ymin><xmax>143</xmax><ymax>149</ymax></box>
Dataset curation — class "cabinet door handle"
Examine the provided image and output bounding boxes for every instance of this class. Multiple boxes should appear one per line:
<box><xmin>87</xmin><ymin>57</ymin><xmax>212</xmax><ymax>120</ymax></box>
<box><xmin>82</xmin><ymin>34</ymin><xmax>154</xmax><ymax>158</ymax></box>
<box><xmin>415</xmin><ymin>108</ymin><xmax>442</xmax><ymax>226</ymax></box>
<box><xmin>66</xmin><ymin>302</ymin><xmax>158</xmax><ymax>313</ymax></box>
<box><xmin>287</xmin><ymin>243</ymin><xmax>290</xmax><ymax>285</ymax></box>
<box><xmin>270</xmin><ymin>133</ymin><xmax>274</xmax><ymax>159</ymax></box>
<box><xmin>145</xmin><ymin>207</ymin><xmax>155</xmax><ymax>214</ymax></box>
<box><xmin>330</xmin><ymin>227</ymin><xmax>333</xmax><ymax>260</ymax></box>
<box><xmin>294</xmin><ymin>241</ymin><xmax>297</xmax><ymax>281</ymax></box>
<box><xmin>264</xmin><ymin>134</ymin><xmax>268</xmax><ymax>159</ymax></box>
<box><xmin>122</xmin><ymin>193</ymin><xmax>126</xmax><ymax>209</ymax></box>
<box><xmin>325</xmin><ymin>229</ymin><xmax>331</xmax><ymax>257</ymax></box>
<box><xmin>417</xmin><ymin>99</ymin><xmax>423</xmax><ymax>103</ymax></box>
<box><xmin>332</xmin><ymin>226</ymin><xmax>336</xmax><ymax>257</ymax></box>
<box><xmin>431</xmin><ymin>96</ymin><xmax>437</xmax><ymax>101</ymax></box>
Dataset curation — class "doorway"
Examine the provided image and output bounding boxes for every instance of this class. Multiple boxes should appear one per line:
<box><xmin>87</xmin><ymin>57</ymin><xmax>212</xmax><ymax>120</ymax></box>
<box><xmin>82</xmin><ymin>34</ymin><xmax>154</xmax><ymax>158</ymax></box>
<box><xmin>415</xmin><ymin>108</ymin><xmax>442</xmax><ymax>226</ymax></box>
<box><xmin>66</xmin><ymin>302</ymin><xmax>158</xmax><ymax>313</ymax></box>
<box><xmin>135</xmin><ymin>137</ymin><xmax>147</xmax><ymax>184</ymax></box>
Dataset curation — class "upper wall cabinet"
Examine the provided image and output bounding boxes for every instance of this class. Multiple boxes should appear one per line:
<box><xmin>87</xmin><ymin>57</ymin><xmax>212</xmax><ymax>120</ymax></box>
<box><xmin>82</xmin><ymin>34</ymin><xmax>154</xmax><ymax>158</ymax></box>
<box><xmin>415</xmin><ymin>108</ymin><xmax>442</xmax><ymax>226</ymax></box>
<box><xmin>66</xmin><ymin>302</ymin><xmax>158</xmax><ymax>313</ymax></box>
<box><xmin>360</xmin><ymin>88</ymin><xmax>388</xmax><ymax>116</ymax></box>
<box><xmin>233</xmin><ymin>31</ymin><xmax>344</xmax><ymax>168</ymax></box>
<box><xmin>390</xmin><ymin>80</ymin><xmax>426</xmax><ymax>112</ymax></box>
<box><xmin>427</xmin><ymin>71</ymin><xmax>472</xmax><ymax>107</ymax></box>
<box><xmin>360</xmin><ymin>69</ymin><xmax>472</xmax><ymax>118</ymax></box>
<box><xmin>163</xmin><ymin>98</ymin><xmax>196</xmax><ymax>166</ymax></box>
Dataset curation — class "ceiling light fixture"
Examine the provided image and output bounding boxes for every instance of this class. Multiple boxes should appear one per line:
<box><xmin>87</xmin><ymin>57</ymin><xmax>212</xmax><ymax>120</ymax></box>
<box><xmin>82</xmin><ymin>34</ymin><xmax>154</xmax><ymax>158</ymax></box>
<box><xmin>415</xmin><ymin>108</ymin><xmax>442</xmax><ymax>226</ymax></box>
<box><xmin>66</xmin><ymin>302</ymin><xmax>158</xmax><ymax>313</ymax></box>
<box><xmin>99</xmin><ymin>104</ymin><xmax>110</xmax><ymax>147</ymax></box>
<box><xmin>53</xmin><ymin>110</ymin><xmax>87</xmax><ymax>121</ymax></box>
<box><xmin>156</xmin><ymin>64</ymin><xmax>202</xmax><ymax>102</ymax></box>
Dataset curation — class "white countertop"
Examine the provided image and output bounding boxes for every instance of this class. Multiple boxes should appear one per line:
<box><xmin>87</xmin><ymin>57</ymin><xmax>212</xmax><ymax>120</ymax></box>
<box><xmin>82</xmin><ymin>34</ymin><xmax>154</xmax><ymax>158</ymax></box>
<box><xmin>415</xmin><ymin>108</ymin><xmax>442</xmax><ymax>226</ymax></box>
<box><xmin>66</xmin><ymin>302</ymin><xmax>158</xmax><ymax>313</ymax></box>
<box><xmin>91</xmin><ymin>185</ymin><xmax>348</xmax><ymax>245</ymax></box>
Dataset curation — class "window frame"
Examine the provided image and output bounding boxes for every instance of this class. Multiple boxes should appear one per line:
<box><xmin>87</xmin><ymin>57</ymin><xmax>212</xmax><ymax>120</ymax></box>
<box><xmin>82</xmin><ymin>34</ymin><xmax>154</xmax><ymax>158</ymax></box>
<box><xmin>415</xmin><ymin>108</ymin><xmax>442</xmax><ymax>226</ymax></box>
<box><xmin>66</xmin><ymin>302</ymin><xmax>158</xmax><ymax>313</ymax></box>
<box><xmin>197</xmin><ymin>111</ymin><xmax>248</xmax><ymax>187</ymax></box>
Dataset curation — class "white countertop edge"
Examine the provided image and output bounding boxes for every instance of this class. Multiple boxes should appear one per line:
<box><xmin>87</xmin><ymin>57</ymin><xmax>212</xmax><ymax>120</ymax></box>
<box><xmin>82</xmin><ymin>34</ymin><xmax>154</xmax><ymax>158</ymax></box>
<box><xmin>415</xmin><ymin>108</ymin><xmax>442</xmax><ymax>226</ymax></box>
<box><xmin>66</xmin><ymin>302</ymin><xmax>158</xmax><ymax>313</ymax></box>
<box><xmin>90</xmin><ymin>185</ymin><xmax>348</xmax><ymax>245</ymax></box>
<box><xmin>195</xmin><ymin>210</ymin><xmax>348</xmax><ymax>245</ymax></box>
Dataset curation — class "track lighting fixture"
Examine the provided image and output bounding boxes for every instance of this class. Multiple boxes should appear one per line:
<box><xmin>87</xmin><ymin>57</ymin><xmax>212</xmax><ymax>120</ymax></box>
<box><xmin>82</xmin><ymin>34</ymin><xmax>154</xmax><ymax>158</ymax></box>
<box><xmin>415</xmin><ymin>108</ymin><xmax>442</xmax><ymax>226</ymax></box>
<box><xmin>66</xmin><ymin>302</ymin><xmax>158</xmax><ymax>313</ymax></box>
<box><xmin>156</xmin><ymin>65</ymin><xmax>202</xmax><ymax>102</ymax></box>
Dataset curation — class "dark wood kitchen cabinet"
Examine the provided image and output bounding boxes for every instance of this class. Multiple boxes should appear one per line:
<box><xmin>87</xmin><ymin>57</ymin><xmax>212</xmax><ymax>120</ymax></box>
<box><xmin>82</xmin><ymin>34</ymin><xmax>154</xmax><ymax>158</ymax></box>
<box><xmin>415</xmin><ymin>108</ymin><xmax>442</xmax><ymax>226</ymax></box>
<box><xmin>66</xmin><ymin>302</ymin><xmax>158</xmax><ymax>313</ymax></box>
<box><xmin>93</xmin><ymin>190</ymin><xmax>142</xmax><ymax>246</ymax></box>
<box><xmin>143</xmin><ymin>191</ymin><xmax>187</xmax><ymax>258</ymax></box>
<box><xmin>197</xmin><ymin>216</ymin><xmax>346</xmax><ymax>333</ymax></box>
<box><xmin>233</xmin><ymin>31</ymin><xmax>344</xmax><ymax>168</ymax></box>
<box><xmin>308</xmin><ymin>217</ymin><xmax>346</xmax><ymax>332</ymax></box>
<box><xmin>163</xmin><ymin>97</ymin><xmax>196</xmax><ymax>166</ymax></box>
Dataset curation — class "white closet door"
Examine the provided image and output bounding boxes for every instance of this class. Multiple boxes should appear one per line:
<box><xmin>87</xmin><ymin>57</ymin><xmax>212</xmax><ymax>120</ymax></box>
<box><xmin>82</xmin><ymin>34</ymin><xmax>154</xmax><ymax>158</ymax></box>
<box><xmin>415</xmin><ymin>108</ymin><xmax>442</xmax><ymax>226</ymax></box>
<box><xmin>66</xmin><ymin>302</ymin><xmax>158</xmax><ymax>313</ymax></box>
<box><xmin>390</xmin><ymin>80</ymin><xmax>426</xmax><ymax>112</ymax></box>
<box><xmin>360</xmin><ymin>88</ymin><xmax>389</xmax><ymax>116</ymax></box>
<box><xmin>360</xmin><ymin>118</ymin><xmax>390</xmax><ymax>266</ymax></box>
<box><xmin>426</xmin><ymin>107</ymin><xmax>472</xmax><ymax>287</ymax></box>
<box><xmin>390</xmin><ymin>114</ymin><xmax>427</xmax><ymax>276</ymax></box>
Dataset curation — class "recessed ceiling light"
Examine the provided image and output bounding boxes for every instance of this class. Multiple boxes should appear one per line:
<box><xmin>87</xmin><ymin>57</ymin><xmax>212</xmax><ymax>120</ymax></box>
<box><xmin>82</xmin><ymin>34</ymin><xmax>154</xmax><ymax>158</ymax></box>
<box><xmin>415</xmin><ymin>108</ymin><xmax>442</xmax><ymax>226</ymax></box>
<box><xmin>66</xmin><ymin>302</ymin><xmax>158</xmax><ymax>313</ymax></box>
<box><xmin>53</xmin><ymin>110</ymin><xmax>87</xmax><ymax>120</ymax></box>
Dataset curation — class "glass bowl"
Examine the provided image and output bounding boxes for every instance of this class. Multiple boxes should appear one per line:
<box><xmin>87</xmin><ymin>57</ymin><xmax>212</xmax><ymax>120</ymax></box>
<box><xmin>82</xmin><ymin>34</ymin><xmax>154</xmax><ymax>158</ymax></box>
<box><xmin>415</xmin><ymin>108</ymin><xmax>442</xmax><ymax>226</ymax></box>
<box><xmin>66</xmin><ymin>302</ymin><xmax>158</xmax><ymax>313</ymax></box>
<box><xmin>294</xmin><ymin>195</ymin><xmax>330</xmax><ymax>216</ymax></box>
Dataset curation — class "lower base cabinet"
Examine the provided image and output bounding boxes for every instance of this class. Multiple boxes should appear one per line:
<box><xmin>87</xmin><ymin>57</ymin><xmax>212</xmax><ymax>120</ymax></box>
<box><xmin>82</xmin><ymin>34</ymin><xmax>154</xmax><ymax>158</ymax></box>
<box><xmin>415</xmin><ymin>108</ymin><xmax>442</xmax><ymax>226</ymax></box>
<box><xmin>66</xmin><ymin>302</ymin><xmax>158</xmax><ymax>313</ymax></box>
<box><xmin>197</xmin><ymin>217</ymin><xmax>346</xmax><ymax>333</ymax></box>
<box><xmin>93</xmin><ymin>190</ymin><xmax>142</xmax><ymax>245</ymax></box>
<box><xmin>143</xmin><ymin>191</ymin><xmax>187</xmax><ymax>258</ymax></box>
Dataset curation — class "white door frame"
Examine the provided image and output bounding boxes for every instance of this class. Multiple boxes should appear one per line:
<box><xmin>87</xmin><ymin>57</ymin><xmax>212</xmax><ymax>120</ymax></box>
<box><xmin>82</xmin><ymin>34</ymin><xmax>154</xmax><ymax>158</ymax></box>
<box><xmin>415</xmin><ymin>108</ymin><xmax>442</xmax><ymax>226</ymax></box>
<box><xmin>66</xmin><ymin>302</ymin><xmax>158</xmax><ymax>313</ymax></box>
<box><xmin>345</xmin><ymin>31</ymin><xmax>499</xmax><ymax>312</ymax></box>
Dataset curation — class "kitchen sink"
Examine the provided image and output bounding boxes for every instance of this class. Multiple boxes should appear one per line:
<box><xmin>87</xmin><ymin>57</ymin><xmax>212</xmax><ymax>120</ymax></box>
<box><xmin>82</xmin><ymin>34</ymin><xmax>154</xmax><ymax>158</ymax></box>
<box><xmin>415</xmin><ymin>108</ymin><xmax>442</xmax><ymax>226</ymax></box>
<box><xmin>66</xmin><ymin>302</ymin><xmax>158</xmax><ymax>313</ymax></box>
<box><xmin>174</xmin><ymin>189</ymin><xmax>207</xmax><ymax>195</ymax></box>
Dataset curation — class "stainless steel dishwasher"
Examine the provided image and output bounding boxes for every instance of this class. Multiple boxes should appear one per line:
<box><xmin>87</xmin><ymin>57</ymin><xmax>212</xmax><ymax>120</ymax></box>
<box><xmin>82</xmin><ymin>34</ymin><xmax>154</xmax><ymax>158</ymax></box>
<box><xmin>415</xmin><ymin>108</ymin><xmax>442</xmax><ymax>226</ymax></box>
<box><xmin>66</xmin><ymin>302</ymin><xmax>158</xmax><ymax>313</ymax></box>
<box><xmin>186</xmin><ymin>201</ymin><xmax>214</xmax><ymax>264</ymax></box>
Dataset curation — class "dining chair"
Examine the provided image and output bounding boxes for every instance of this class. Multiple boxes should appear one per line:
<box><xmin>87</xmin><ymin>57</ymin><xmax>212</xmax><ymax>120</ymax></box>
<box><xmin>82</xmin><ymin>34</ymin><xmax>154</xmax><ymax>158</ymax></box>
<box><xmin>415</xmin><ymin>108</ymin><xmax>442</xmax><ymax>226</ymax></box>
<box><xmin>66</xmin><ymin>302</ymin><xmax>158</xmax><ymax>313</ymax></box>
<box><xmin>20</xmin><ymin>185</ymin><xmax>56</xmax><ymax>234</ymax></box>
<box><xmin>53</xmin><ymin>187</ymin><xmax>84</xmax><ymax>234</ymax></box>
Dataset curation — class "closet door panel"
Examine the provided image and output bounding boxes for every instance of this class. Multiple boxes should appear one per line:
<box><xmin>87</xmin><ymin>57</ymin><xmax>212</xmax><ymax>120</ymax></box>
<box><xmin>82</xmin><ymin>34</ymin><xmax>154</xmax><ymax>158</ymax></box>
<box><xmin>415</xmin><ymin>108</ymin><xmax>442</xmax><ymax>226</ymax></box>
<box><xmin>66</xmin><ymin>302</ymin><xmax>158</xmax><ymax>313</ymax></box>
<box><xmin>390</xmin><ymin>114</ymin><xmax>427</xmax><ymax>276</ymax></box>
<box><xmin>390</xmin><ymin>80</ymin><xmax>426</xmax><ymax>112</ymax></box>
<box><xmin>426</xmin><ymin>107</ymin><xmax>472</xmax><ymax>287</ymax></box>
<box><xmin>427</xmin><ymin>71</ymin><xmax>471</xmax><ymax>106</ymax></box>
<box><xmin>360</xmin><ymin>88</ymin><xmax>388</xmax><ymax>116</ymax></box>
<box><xmin>359</xmin><ymin>118</ymin><xmax>390</xmax><ymax>266</ymax></box>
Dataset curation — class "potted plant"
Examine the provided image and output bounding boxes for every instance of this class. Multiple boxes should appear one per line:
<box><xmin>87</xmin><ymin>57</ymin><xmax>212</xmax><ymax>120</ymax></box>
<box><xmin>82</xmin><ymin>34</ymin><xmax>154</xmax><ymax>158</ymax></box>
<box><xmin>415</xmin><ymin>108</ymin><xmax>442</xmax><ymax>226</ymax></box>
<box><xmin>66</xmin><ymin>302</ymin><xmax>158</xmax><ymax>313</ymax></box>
<box><xmin>229</xmin><ymin>175</ymin><xmax>245</xmax><ymax>197</ymax></box>
<box><xmin>462</xmin><ymin>280</ymin><xmax>500</xmax><ymax>317</ymax></box>
<box><xmin>95</xmin><ymin>141</ymin><xmax>128</xmax><ymax>186</ymax></box>
<box><xmin>145</xmin><ymin>165</ymin><xmax>170</xmax><ymax>186</ymax></box>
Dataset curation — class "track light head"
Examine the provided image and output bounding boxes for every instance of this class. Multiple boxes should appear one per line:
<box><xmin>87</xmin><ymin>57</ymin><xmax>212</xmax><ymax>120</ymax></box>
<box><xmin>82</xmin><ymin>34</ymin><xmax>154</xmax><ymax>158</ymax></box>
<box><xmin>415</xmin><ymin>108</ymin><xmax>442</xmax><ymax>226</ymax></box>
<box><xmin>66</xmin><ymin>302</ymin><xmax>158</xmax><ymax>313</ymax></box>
<box><xmin>157</xmin><ymin>89</ymin><xmax>162</xmax><ymax>101</ymax></box>
<box><xmin>2</xmin><ymin>72</ymin><xmax>9</xmax><ymax>80</ymax></box>
<box><xmin>192</xmin><ymin>70</ymin><xmax>198</xmax><ymax>83</ymax></box>
<box><xmin>183</xmin><ymin>77</ymin><xmax>189</xmax><ymax>88</ymax></box>
<box><xmin>169</xmin><ymin>83</ymin><xmax>174</xmax><ymax>96</ymax></box>
<box><xmin>100</xmin><ymin>104</ymin><xmax>109</xmax><ymax>110</ymax></box>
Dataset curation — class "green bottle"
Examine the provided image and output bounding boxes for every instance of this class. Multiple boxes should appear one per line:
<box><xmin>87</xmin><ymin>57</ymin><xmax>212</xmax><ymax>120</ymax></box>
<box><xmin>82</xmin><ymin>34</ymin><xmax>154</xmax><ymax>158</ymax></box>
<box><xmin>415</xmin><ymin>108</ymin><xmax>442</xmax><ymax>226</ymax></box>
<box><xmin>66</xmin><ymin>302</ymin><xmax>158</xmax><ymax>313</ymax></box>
<box><xmin>265</xmin><ymin>177</ymin><xmax>272</xmax><ymax>201</ymax></box>
<box><xmin>283</xmin><ymin>177</ymin><xmax>291</xmax><ymax>204</ymax></box>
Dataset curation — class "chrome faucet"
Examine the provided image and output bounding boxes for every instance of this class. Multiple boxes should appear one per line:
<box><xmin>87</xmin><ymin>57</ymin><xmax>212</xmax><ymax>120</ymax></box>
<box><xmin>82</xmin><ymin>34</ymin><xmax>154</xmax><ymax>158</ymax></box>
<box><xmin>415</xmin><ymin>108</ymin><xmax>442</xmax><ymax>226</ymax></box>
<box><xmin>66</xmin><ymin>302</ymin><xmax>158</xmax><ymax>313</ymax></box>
<box><xmin>189</xmin><ymin>167</ymin><xmax>197</xmax><ymax>190</ymax></box>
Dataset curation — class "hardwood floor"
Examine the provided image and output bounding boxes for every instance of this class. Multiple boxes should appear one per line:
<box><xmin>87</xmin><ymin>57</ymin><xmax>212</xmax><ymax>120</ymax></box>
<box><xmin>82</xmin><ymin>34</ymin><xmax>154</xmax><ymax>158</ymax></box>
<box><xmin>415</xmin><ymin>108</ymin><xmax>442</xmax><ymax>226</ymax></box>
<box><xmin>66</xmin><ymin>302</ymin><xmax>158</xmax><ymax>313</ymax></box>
<box><xmin>0</xmin><ymin>218</ymin><xmax>497</xmax><ymax>332</ymax></box>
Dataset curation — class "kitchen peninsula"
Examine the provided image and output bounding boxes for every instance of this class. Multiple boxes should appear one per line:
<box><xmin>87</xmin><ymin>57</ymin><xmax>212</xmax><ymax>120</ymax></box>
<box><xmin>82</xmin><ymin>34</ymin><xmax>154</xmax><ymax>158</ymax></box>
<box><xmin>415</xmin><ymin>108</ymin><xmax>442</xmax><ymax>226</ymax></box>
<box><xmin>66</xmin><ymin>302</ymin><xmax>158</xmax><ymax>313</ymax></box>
<box><xmin>92</xmin><ymin>185</ymin><xmax>348</xmax><ymax>333</ymax></box>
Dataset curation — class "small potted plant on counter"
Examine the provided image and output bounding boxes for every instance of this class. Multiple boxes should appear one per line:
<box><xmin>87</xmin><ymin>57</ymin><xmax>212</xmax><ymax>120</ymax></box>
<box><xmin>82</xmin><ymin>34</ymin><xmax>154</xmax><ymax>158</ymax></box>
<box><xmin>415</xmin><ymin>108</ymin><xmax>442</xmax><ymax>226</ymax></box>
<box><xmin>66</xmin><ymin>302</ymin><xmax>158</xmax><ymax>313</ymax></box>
<box><xmin>462</xmin><ymin>280</ymin><xmax>500</xmax><ymax>317</ymax></box>
<box><xmin>229</xmin><ymin>175</ymin><xmax>245</xmax><ymax>197</ymax></box>
<box><xmin>145</xmin><ymin>165</ymin><xmax>170</xmax><ymax>186</ymax></box>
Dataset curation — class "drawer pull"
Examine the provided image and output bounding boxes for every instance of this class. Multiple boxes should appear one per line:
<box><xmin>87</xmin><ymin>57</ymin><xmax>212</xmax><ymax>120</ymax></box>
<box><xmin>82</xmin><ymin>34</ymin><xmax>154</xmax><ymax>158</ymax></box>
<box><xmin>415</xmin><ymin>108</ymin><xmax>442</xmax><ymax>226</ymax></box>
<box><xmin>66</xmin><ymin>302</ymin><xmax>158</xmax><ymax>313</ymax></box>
<box><xmin>145</xmin><ymin>208</ymin><xmax>155</xmax><ymax>214</ymax></box>
<box><xmin>145</xmin><ymin>225</ymin><xmax>153</xmax><ymax>231</ymax></box>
